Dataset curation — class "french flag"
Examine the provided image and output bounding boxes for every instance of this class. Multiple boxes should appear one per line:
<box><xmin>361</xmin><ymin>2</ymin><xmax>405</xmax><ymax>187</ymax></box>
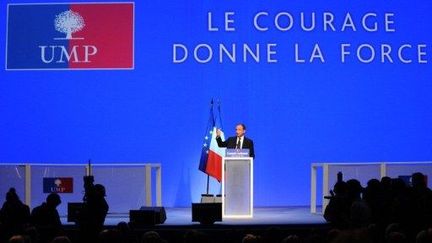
<box><xmin>199</xmin><ymin>100</ymin><xmax>225</xmax><ymax>181</ymax></box>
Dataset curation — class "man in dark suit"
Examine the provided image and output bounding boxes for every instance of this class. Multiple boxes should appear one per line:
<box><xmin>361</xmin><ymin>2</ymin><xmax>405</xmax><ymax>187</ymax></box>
<box><xmin>215</xmin><ymin>123</ymin><xmax>255</xmax><ymax>158</ymax></box>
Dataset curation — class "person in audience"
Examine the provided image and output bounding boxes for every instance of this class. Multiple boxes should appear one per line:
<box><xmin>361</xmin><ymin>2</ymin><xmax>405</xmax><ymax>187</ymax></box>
<box><xmin>329</xmin><ymin>229</ymin><xmax>372</xmax><ymax>243</ymax></box>
<box><xmin>363</xmin><ymin>179</ymin><xmax>384</xmax><ymax>225</ymax></box>
<box><xmin>416</xmin><ymin>228</ymin><xmax>432</xmax><ymax>243</ymax></box>
<box><xmin>380</xmin><ymin>176</ymin><xmax>394</xmax><ymax>225</ymax></box>
<box><xmin>387</xmin><ymin>232</ymin><xmax>408</xmax><ymax>243</ymax></box>
<box><xmin>326</xmin><ymin>229</ymin><xmax>342</xmax><ymax>243</ymax></box>
<box><xmin>366</xmin><ymin>223</ymin><xmax>383</xmax><ymax>243</ymax></box>
<box><xmin>8</xmin><ymin>235</ymin><xmax>27</xmax><ymax>243</ymax></box>
<box><xmin>389</xmin><ymin>178</ymin><xmax>411</xmax><ymax>225</ymax></box>
<box><xmin>31</xmin><ymin>193</ymin><xmax>62</xmax><ymax>228</ymax></box>
<box><xmin>304</xmin><ymin>231</ymin><xmax>324</xmax><ymax>243</ymax></box>
<box><xmin>117</xmin><ymin>221</ymin><xmax>136</xmax><ymax>243</ymax></box>
<box><xmin>50</xmin><ymin>236</ymin><xmax>72</xmax><ymax>243</ymax></box>
<box><xmin>31</xmin><ymin>193</ymin><xmax>62</xmax><ymax>243</ymax></box>
<box><xmin>409</xmin><ymin>172</ymin><xmax>432</xmax><ymax>232</ymax></box>
<box><xmin>281</xmin><ymin>234</ymin><xmax>302</xmax><ymax>243</ymax></box>
<box><xmin>183</xmin><ymin>230</ymin><xmax>209</xmax><ymax>243</ymax></box>
<box><xmin>99</xmin><ymin>229</ymin><xmax>121</xmax><ymax>243</ymax></box>
<box><xmin>242</xmin><ymin>234</ymin><xmax>261</xmax><ymax>243</ymax></box>
<box><xmin>346</xmin><ymin>179</ymin><xmax>371</xmax><ymax>227</ymax></box>
<box><xmin>262</xmin><ymin>227</ymin><xmax>282</xmax><ymax>243</ymax></box>
<box><xmin>0</xmin><ymin>188</ymin><xmax>30</xmax><ymax>240</ymax></box>
<box><xmin>324</xmin><ymin>181</ymin><xmax>350</xmax><ymax>228</ymax></box>
<box><xmin>23</xmin><ymin>226</ymin><xmax>39</xmax><ymax>243</ymax></box>
<box><xmin>141</xmin><ymin>231</ymin><xmax>165</xmax><ymax>243</ymax></box>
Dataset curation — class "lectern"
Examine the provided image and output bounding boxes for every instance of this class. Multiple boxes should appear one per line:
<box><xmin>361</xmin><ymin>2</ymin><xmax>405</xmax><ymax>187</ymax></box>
<box><xmin>222</xmin><ymin>149</ymin><xmax>253</xmax><ymax>218</ymax></box>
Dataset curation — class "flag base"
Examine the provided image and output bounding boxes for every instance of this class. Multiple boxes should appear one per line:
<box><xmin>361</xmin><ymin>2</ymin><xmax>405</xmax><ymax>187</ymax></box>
<box><xmin>201</xmin><ymin>194</ymin><xmax>215</xmax><ymax>203</ymax></box>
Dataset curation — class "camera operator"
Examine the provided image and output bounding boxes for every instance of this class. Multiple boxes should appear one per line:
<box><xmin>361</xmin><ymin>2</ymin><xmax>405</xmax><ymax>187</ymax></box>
<box><xmin>79</xmin><ymin>175</ymin><xmax>109</xmax><ymax>242</ymax></box>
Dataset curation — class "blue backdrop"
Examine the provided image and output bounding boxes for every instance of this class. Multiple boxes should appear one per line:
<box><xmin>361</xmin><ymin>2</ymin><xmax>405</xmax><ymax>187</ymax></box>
<box><xmin>1</xmin><ymin>0</ymin><xmax>432</xmax><ymax>207</ymax></box>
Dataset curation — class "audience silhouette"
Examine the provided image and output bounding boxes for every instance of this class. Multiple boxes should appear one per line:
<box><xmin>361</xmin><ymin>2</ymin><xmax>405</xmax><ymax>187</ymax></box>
<box><xmin>78</xmin><ymin>176</ymin><xmax>109</xmax><ymax>243</ymax></box>
<box><xmin>30</xmin><ymin>193</ymin><xmax>62</xmax><ymax>242</ymax></box>
<box><xmin>324</xmin><ymin>172</ymin><xmax>432</xmax><ymax>242</ymax></box>
<box><xmin>0</xmin><ymin>188</ymin><xmax>30</xmax><ymax>241</ymax></box>
<box><xmin>0</xmin><ymin>172</ymin><xmax>431</xmax><ymax>243</ymax></box>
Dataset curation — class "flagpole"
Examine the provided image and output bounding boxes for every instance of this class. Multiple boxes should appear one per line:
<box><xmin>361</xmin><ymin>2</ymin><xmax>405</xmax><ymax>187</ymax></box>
<box><xmin>205</xmin><ymin>99</ymin><xmax>214</xmax><ymax>196</ymax></box>
<box><xmin>216</xmin><ymin>99</ymin><xmax>224</xmax><ymax>196</ymax></box>
<box><xmin>206</xmin><ymin>174</ymin><xmax>210</xmax><ymax>194</ymax></box>
<box><xmin>217</xmin><ymin>99</ymin><xmax>224</xmax><ymax>130</ymax></box>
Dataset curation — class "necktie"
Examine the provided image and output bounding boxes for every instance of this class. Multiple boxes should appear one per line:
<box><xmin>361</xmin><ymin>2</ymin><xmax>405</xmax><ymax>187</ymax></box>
<box><xmin>236</xmin><ymin>137</ymin><xmax>241</xmax><ymax>149</ymax></box>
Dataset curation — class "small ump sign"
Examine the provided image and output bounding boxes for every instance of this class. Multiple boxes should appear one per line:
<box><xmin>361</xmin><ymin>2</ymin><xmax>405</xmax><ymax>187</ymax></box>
<box><xmin>43</xmin><ymin>177</ymin><xmax>73</xmax><ymax>193</ymax></box>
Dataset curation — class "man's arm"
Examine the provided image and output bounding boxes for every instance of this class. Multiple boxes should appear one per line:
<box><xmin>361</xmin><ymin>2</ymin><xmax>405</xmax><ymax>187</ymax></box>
<box><xmin>215</xmin><ymin>129</ymin><xmax>228</xmax><ymax>147</ymax></box>
<box><xmin>216</xmin><ymin>136</ymin><xmax>228</xmax><ymax>147</ymax></box>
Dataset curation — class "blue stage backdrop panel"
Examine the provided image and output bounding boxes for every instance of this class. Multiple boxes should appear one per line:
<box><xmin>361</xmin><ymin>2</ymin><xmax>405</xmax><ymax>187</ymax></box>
<box><xmin>1</xmin><ymin>0</ymin><xmax>432</xmax><ymax>208</ymax></box>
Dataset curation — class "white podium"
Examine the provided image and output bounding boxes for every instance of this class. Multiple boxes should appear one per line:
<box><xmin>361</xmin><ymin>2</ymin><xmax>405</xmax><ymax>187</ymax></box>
<box><xmin>221</xmin><ymin>149</ymin><xmax>253</xmax><ymax>218</ymax></box>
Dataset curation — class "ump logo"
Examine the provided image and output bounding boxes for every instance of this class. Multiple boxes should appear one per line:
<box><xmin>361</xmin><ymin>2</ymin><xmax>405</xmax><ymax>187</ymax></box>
<box><xmin>6</xmin><ymin>3</ymin><xmax>134</xmax><ymax>70</ymax></box>
<box><xmin>39</xmin><ymin>10</ymin><xmax>97</xmax><ymax>64</ymax></box>
<box><xmin>43</xmin><ymin>177</ymin><xmax>73</xmax><ymax>193</ymax></box>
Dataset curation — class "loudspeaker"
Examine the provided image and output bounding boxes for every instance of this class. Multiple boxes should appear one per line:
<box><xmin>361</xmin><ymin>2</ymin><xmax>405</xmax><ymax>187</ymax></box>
<box><xmin>129</xmin><ymin>207</ymin><xmax>166</xmax><ymax>226</ymax></box>
<box><xmin>192</xmin><ymin>203</ymin><xmax>222</xmax><ymax>225</ymax></box>
<box><xmin>67</xmin><ymin>202</ymin><xmax>84</xmax><ymax>223</ymax></box>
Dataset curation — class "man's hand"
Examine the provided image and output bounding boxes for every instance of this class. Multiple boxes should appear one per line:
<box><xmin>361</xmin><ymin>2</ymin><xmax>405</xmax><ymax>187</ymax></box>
<box><xmin>216</xmin><ymin>128</ymin><xmax>222</xmax><ymax>137</ymax></box>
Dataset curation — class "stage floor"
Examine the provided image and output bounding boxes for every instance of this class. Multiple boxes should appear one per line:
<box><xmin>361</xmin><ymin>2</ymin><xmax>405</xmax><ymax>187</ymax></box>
<box><xmin>62</xmin><ymin>206</ymin><xmax>326</xmax><ymax>226</ymax></box>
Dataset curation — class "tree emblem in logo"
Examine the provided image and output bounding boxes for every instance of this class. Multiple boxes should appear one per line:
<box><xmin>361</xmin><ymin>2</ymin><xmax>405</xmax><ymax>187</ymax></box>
<box><xmin>54</xmin><ymin>10</ymin><xmax>85</xmax><ymax>40</ymax></box>
<box><xmin>54</xmin><ymin>179</ymin><xmax>62</xmax><ymax>187</ymax></box>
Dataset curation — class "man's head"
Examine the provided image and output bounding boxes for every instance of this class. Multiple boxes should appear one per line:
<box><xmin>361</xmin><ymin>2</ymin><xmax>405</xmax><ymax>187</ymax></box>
<box><xmin>46</xmin><ymin>193</ymin><xmax>61</xmax><ymax>208</ymax></box>
<box><xmin>411</xmin><ymin>172</ymin><xmax>426</xmax><ymax>188</ymax></box>
<box><xmin>235</xmin><ymin>123</ymin><xmax>246</xmax><ymax>137</ymax></box>
<box><xmin>94</xmin><ymin>184</ymin><xmax>106</xmax><ymax>197</ymax></box>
